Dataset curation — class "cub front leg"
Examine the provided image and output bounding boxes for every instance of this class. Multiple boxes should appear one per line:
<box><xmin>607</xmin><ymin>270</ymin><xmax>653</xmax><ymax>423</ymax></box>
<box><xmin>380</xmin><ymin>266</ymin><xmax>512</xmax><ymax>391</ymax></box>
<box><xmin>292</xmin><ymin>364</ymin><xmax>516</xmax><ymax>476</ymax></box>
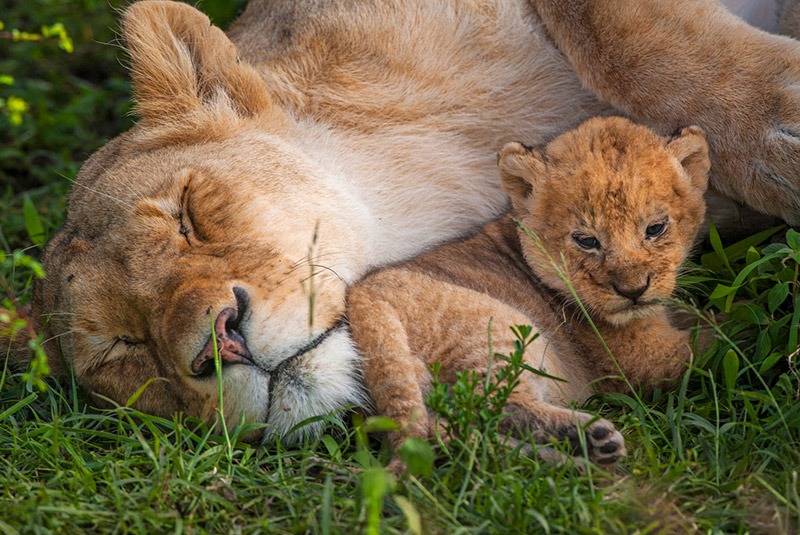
<box><xmin>529</xmin><ymin>0</ymin><xmax>800</xmax><ymax>223</ymax></box>
<box><xmin>346</xmin><ymin>287</ymin><xmax>434</xmax><ymax>469</ymax></box>
<box><xmin>579</xmin><ymin>312</ymin><xmax>694</xmax><ymax>394</ymax></box>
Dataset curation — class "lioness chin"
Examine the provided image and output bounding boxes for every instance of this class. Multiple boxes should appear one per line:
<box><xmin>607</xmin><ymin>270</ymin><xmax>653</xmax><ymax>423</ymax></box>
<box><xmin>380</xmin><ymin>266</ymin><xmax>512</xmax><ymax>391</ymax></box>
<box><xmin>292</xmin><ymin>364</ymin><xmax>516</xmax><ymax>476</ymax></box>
<box><xmin>347</xmin><ymin>117</ymin><xmax>709</xmax><ymax>470</ymax></box>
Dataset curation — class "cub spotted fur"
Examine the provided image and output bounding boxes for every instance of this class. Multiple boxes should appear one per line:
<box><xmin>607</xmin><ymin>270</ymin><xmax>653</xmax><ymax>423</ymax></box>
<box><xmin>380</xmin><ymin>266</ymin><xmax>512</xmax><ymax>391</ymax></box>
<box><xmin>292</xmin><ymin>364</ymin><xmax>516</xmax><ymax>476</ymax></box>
<box><xmin>347</xmin><ymin>117</ymin><xmax>709</xmax><ymax>467</ymax></box>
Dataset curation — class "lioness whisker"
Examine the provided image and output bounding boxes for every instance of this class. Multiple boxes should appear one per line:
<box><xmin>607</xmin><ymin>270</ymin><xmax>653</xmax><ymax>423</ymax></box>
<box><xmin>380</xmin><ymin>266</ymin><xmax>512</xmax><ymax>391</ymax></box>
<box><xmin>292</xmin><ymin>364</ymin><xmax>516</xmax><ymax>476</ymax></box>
<box><xmin>42</xmin><ymin>330</ymin><xmax>76</xmax><ymax>345</ymax></box>
<box><xmin>63</xmin><ymin>178</ymin><xmax>136</xmax><ymax>211</ymax></box>
<box><xmin>288</xmin><ymin>251</ymin><xmax>343</xmax><ymax>271</ymax></box>
<box><xmin>298</xmin><ymin>264</ymin><xmax>345</xmax><ymax>284</ymax></box>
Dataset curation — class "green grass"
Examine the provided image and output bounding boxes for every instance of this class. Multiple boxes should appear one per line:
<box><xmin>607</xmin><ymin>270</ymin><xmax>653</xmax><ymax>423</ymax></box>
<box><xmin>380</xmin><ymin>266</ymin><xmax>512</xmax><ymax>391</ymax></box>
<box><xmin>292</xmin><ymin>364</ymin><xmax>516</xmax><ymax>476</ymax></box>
<box><xmin>1</xmin><ymin>265</ymin><xmax>799</xmax><ymax>533</ymax></box>
<box><xmin>2</xmin><ymin>1</ymin><xmax>800</xmax><ymax>533</ymax></box>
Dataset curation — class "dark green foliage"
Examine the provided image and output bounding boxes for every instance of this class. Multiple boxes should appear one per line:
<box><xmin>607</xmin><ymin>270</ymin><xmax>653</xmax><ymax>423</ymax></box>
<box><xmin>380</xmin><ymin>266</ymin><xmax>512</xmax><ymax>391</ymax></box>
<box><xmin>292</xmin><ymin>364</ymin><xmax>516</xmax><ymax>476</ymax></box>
<box><xmin>0</xmin><ymin>0</ymin><xmax>131</xmax><ymax>193</ymax></box>
<box><xmin>0</xmin><ymin>0</ymin><xmax>247</xmax><ymax>248</ymax></box>
<box><xmin>695</xmin><ymin>224</ymin><xmax>799</xmax><ymax>386</ymax></box>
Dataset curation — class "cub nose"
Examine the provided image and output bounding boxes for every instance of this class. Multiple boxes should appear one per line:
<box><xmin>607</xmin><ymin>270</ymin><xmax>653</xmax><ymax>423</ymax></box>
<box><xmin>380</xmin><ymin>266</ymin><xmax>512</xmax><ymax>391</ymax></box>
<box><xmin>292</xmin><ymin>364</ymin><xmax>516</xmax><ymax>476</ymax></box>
<box><xmin>612</xmin><ymin>276</ymin><xmax>651</xmax><ymax>302</ymax></box>
<box><xmin>191</xmin><ymin>288</ymin><xmax>254</xmax><ymax>376</ymax></box>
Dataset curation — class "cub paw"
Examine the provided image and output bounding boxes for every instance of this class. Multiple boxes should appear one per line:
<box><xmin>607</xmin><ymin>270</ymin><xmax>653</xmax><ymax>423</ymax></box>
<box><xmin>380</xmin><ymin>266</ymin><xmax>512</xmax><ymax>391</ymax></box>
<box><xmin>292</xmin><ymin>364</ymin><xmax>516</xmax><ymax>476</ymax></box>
<box><xmin>562</xmin><ymin>417</ymin><xmax>627</xmax><ymax>465</ymax></box>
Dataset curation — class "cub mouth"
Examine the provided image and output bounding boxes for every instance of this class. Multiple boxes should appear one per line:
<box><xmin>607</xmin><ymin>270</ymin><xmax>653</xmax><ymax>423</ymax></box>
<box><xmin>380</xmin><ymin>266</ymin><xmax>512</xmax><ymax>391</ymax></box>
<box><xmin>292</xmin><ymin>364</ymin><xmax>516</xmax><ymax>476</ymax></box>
<box><xmin>608</xmin><ymin>301</ymin><xmax>660</xmax><ymax>322</ymax></box>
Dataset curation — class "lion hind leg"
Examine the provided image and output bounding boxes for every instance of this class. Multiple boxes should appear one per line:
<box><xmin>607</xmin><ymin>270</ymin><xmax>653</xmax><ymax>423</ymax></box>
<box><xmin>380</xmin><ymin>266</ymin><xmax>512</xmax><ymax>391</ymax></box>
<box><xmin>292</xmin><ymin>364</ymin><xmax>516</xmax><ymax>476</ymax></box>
<box><xmin>501</xmin><ymin>399</ymin><xmax>626</xmax><ymax>466</ymax></box>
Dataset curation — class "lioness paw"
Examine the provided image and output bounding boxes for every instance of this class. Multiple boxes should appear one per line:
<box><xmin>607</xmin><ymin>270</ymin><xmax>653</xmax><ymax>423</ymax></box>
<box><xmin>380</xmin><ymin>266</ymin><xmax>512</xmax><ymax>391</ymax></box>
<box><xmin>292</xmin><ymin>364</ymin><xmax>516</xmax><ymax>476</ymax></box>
<box><xmin>758</xmin><ymin>81</ymin><xmax>800</xmax><ymax>221</ymax></box>
<box><xmin>711</xmin><ymin>51</ymin><xmax>800</xmax><ymax>224</ymax></box>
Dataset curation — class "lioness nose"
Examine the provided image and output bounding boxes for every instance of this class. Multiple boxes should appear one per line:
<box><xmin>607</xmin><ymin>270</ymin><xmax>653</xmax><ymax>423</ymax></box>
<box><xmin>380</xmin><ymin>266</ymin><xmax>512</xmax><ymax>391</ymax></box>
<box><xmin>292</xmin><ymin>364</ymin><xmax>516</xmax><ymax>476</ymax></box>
<box><xmin>612</xmin><ymin>276</ymin><xmax>650</xmax><ymax>302</ymax></box>
<box><xmin>191</xmin><ymin>305</ymin><xmax>254</xmax><ymax>376</ymax></box>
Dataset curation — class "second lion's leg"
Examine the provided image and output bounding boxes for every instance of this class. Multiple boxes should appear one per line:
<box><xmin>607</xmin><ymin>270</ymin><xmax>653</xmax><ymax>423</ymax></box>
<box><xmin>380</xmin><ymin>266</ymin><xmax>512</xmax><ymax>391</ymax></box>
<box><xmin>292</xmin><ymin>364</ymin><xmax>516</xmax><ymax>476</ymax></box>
<box><xmin>528</xmin><ymin>0</ymin><xmax>800</xmax><ymax>223</ymax></box>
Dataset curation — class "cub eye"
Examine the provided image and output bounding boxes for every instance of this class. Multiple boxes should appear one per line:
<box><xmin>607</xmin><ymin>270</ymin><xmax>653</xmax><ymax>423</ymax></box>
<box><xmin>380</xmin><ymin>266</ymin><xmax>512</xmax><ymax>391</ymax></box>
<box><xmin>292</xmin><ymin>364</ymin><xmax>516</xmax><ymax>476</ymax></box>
<box><xmin>573</xmin><ymin>233</ymin><xmax>600</xmax><ymax>250</ymax></box>
<box><xmin>646</xmin><ymin>217</ymin><xmax>669</xmax><ymax>239</ymax></box>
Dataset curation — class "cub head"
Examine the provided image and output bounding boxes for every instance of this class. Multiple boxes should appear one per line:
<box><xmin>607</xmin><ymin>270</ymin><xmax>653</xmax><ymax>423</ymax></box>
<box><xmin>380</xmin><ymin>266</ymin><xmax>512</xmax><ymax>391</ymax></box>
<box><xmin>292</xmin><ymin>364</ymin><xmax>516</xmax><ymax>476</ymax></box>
<box><xmin>498</xmin><ymin>117</ymin><xmax>710</xmax><ymax>325</ymax></box>
<box><xmin>4</xmin><ymin>1</ymin><xmax>365</xmax><ymax>442</ymax></box>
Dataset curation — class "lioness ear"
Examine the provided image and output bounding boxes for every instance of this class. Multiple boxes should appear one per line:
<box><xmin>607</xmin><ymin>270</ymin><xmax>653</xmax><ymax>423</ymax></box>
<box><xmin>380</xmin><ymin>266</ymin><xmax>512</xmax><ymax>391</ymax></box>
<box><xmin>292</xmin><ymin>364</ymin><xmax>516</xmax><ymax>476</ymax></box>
<box><xmin>666</xmin><ymin>126</ymin><xmax>710</xmax><ymax>193</ymax></box>
<box><xmin>122</xmin><ymin>1</ymin><xmax>275</xmax><ymax>126</ymax></box>
<box><xmin>498</xmin><ymin>142</ymin><xmax>547</xmax><ymax>213</ymax></box>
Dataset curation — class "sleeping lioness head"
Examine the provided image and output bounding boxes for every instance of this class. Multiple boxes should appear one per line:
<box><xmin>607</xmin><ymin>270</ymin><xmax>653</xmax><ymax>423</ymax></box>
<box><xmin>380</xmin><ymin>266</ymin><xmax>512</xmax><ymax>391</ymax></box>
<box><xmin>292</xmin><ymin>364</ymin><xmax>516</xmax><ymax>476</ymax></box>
<box><xmin>499</xmin><ymin>117</ymin><xmax>710</xmax><ymax>326</ymax></box>
<box><xmin>24</xmin><ymin>2</ymin><xmax>370</xmax><ymax>442</ymax></box>
<box><xmin>34</xmin><ymin>136</ymin><xmax>366</xmax><ymax>441</ymax></box>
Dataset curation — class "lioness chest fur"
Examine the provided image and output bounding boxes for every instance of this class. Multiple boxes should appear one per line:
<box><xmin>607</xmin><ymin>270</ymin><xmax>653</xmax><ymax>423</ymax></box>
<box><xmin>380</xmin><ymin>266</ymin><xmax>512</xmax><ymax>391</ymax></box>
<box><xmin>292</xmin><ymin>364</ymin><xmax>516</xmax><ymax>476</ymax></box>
<box><xmin>346</xmin><ymin>117</ymin><xmax>709</xmax><ymax>469</ymax></box>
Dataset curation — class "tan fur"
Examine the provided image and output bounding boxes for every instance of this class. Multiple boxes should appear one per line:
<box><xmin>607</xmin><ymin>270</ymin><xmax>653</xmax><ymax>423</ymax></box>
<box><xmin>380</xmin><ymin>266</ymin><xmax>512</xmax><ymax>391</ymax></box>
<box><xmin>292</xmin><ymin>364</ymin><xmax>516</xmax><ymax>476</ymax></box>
<box><xmin>780</xmin><ymin>0</ymin><xmax>800</xmax><ymax>37</ymax></box>
<box><xmin>347</xmin><ymin>117</ymin><xmax>709</xmax><ymax>468</ymax></box>
<box><xmin>5</xmin><ymin>0</ymin><xmax>800</xmax><ymax>441</ymax></box>
<box><xmin>528</xmin><ymin>0</ymin><xmax>800</xmax><ymax>222</ymax></box>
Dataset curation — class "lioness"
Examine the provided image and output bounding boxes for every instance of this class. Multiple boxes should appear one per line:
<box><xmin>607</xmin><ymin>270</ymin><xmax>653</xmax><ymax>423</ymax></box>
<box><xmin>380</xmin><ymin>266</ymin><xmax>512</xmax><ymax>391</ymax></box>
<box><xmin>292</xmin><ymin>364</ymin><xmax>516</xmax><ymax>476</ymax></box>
<box><xmin>347</xmin><ymin>117</ymin><xmax>708</xmax><ymax>469</ymax></box>
<box><xmin>6</xmin><ymin>0</ymin><xmax>800</xmax><ymax>442</ymax></box>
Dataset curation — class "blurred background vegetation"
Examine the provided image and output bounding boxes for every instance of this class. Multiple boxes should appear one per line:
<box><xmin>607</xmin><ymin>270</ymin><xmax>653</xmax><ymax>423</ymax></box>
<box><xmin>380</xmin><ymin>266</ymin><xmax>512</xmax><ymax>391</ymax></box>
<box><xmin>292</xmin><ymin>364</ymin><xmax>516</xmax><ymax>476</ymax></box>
<box><xmin>0</xmin><ymin>0</ymin><xmax>246</xmax><ymax>257</ymax></box>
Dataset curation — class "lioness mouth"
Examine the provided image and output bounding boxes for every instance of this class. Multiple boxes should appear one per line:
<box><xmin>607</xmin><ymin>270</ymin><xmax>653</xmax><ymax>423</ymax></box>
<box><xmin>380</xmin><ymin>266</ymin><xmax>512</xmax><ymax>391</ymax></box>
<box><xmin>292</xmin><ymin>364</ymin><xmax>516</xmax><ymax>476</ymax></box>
<box><xmin>265</xmin><ymin>319</ymin><xmax>348</xmax><ymax>420</ymax></box>
<box><xmin>270</xmin><ymin>318</ymin><xmax>347</xmax><ymax>378</ymax></box>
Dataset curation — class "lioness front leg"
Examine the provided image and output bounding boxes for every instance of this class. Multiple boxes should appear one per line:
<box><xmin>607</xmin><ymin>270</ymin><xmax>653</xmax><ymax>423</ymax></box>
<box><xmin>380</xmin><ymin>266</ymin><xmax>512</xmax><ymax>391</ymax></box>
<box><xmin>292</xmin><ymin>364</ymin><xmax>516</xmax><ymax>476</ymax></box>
<box><xmin>529</xmin><ymin>0</ymin><xmax>800</xmax><ymax>223</ymax></box>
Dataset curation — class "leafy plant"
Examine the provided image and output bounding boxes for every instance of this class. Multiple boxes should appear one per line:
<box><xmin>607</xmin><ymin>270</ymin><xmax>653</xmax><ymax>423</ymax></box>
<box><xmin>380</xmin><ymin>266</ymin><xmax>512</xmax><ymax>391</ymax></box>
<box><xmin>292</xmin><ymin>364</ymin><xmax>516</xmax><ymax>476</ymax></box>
<box><xmin>0</xmin><ymin>20</ymin><xmax>73</xmax><ymax>125</ymax></box>
<box><xmin>1</xmin><ymin>249</ymin><xmax>49</xmax><ymax>392</ymax></box>
<box><xmin>425</xmin><ymin>325</ymin><xmax>550</xmax><ymax>470</ymax></box>
<box><xmin>686</xmin><ymin>223</ymin><xmax>799</xmax><ymax>395</ymax></box>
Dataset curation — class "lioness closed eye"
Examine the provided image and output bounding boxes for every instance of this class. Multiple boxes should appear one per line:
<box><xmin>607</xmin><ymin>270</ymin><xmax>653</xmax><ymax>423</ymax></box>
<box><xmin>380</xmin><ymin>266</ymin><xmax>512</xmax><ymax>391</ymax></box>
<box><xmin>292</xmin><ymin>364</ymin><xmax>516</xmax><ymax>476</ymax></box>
<box><xmin>346</xmin><ymin>117</ymin><xmax>709</xmax><ymax>470</ymax></box>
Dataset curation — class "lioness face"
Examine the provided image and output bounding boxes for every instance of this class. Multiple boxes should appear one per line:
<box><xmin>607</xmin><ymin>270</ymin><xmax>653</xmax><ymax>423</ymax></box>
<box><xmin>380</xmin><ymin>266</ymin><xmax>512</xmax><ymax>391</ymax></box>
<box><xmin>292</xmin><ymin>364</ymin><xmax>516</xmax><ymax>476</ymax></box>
<box><xmin>499</xmin><ymin>117</ymin><xmax>710</xmax><ymax>325</ymax></box>
<box><xmin>24</xmin><ymin>1</ymin><xmax>373</xmax><ymax>442</ymax></box>
<box><xmin>35</xmin><ymin>131</ymin><xmax>366</xmax><ymax>442</ymax></box>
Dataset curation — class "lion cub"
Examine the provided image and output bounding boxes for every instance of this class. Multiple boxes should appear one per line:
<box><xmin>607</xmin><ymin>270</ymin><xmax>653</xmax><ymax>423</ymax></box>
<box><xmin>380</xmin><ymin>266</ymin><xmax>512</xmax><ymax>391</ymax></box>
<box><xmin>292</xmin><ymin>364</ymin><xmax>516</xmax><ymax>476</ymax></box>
<box><xmin>346</xmin><ymin>116</ymin><xmax>709</xmax><ymax>469</ymax></box>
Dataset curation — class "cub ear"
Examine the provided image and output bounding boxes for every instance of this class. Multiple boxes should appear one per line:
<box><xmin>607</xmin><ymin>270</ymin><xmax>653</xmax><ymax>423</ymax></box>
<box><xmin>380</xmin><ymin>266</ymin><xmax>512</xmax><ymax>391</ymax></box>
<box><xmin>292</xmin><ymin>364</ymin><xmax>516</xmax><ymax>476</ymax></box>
<box><xmin>498</xmin><ymin>142</ymin><xmax>547</xmax><ymax>213</ymax></box>
<box><xmin>122</xmin><ymin>1</ymin><xmax>276</xmax><ymax>127</ymax></box>
<box><xmin>666</xmin><ymin>126</ymin><xmax>710</xmax><ymax>193</ymax></box>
